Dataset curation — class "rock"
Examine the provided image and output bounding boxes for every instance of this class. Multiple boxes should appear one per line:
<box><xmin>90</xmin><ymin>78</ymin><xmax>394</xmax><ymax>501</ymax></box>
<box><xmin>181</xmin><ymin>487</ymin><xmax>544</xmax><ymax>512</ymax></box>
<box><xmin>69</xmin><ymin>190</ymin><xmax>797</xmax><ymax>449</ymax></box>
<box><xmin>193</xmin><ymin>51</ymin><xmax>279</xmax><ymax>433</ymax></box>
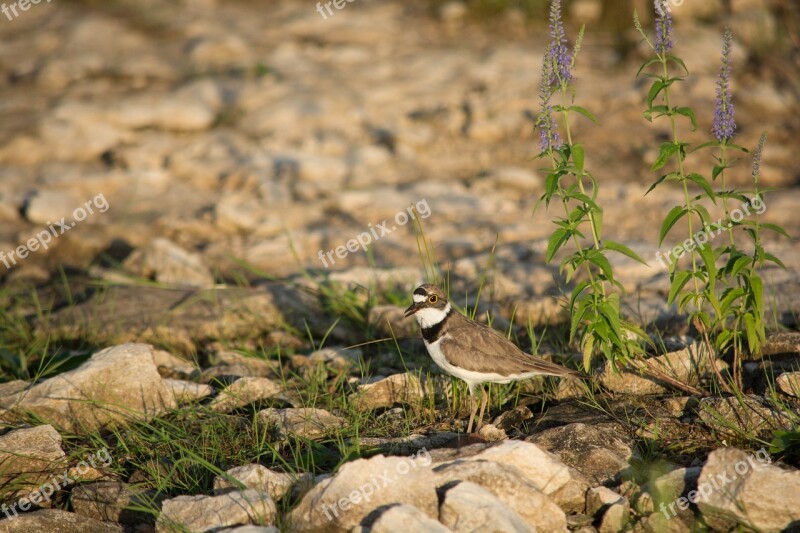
<box><xmin>123</xmin><ymin>237</ymin><xmax>215</xmax><ymax>288</ymax></box>
<box><xmin>476</xmin><ymin>423</ymin><xmax>507</xmax><ymax>441</ymax></box>
<box><xmin>598</xmin><ymin>343</ymin><xmax>719</xmax><ymax>395</ymax></box>
<box><xmin>165</xmin><ymin>379</ymin><xmax>214</xmax><ymax>403</ymax></box>
<box><xmin>762</xmin><ymin>331</ymin><xmax>800</xmax><ymax>357</ymax></box>
<box><xmin>213</xmin><ymin>464</ymin><xmax>313</xmax><ymax>502</ymax></box>
<box><xmin>215</xmin><ymin>526</ymin><xmax>281</xmax><ymax>533</ymax></box>
<box><xmin>153</xmin><ymin>350</ymin><xmax>199</xmax><ymax>380</ymax></box>
<box><xmin>491</xmin><ymin>166</ymin><xmax>542</xmax><ymax>195</ymax></box>
<box><xmin>527</xmin><ymin>422</ymin><xmax>635</xmax><ymax>486</ymax></box>
<box><xmin>0</xmin><ymin>509</ymin><xmax>123</xmax><ymax>532</ymax></box>
<box><xmin>635</xmin><ymin>466</ymin><xmax>701</xmax><ymax>515</ymax></box>
<box><xmin>35</xmin><ymin>285</ymin><xmax>330</xmax><ymax>354</ymax></box>
<box><xmin>156</xmin><ymin>489</ymin><xmax>277</xmax><ymax>532</ymax></box>
<box><xmin>777</xmin><ymin>372</ymin><xmax>800</xmax><ymax>397</ymax></box>
<box><xmin>306</xmin><ymin>347</ymin><xmax>363</xmax><ymax>374</ymax></box>
<box><xmin>354</xmin><ymin>372</ymin><xmax>427</xmax><ymax>411</ymax></box>
<box><xmin>438</xmin><ymin>481</ymin><xmax>533</xmax><ymax>532</ymax></box>
<box><xmin>586</xmin><ymin>487</ymin><xmax>630</xmax><ymax>533</ymax></box>
<box><xmin>492</xmin><ymin>405</ymin><xmax>533</xmax><ymax>433</ymax></box>
<box><xmin>429</xmin><ymin>440</ymin><xmax>589</xmax><ymax>513</ymax></box>
<box><xmin>23</xmin><ymin>189</ymin><xmax>82</xmax><ymax>225</ymax></box>
<box><xmin>0</xmin><ymin>344</ymin><xmax>176</xmax><ymax>434</ymax></box>
<box><xmin>356</xmin><ymin>432</ymin><xmax>461</xmax><ymax>456</ymax></box>
<box><xmin>187</xmin><ymin>35</ymin><xmax>252</xmax><ymax>71</ymax></box>
<box><xmin>698</xmin><ymin>395</ymin><xmax>794</xmax><ymax>437</ymax></box>
<box><xmin>208</xmin><ymin>377</ymin><xmax>283</xmax><ymax>413</ymax></box>
<box><xmin>71</xmin><ymin>481</ymin><xmax>158</xmax><ymax>525</ymax></box>
<box><xmin>363</xmin><ymin>503</ymin><xmax>450</xmax><ymax>532</ymax></box>
<box><xmin>288</xmin><ymin>452</ymin><xmax>437</xmax><ymax>532</ymax></box>
<box><xmin>213</xmin><ymin>350</ymin><xmax>281</xmax><ymax>378</ymax></box>
<box><xmin>258</xmin><ymin>408</ymin><xmax>344</xmax><ymax>440</ymax></box>
<box><xmin>696</xmin><ymin>447</ymin><xmax>800</xmax><ymax>532</ymax></box>
<box><xmin>368</xmin><ymin>305</ymin><xmax>417</xmax><ymax>338</ymax></box>
<box><xmin>0</xmin><ymin>425</ymin><xmax>66</xmax><ymax>493</ymax></box>
<box><xmin>432</xmin><ymin>460</ymin><xmax>566</xmax><ymax>531</ymax></box>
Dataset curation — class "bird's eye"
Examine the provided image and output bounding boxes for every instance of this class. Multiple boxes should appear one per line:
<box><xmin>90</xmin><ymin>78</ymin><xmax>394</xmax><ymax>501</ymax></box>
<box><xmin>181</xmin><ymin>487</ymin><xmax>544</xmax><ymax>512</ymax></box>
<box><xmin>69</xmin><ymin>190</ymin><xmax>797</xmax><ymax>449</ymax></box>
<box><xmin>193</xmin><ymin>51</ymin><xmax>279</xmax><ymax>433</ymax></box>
<box><xmin>428</xmin><ymin>295</ymin><xmax>438</xmax><ymax>303</ymax></box>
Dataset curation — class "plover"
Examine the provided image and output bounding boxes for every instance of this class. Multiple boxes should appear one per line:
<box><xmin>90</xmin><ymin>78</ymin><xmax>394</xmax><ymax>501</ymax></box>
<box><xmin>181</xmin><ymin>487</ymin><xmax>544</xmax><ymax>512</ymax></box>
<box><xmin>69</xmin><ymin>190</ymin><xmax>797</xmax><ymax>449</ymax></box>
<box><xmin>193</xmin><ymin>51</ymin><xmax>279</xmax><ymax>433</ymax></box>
<box><xmin>404</xmin><ymin>284</ymin><xmax>584</xmax><ymax>433</ymax></box>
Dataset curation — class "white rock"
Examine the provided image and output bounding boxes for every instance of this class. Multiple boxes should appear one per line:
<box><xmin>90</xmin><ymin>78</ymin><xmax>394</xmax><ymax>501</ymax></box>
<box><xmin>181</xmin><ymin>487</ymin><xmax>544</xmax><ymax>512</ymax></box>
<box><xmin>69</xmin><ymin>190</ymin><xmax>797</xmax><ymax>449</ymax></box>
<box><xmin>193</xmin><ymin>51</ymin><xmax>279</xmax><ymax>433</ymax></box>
<box><xmin>439</xmin><ymin>481</ymin><xmax>534</xmax><ymax>532</ymax></box>
<box><xmin>157</xmin><ymin>489</ymin><xmax>276</xmax><ymax>532</ymax></box>
<box><xmin>696</xmin><ymin>447</ymin><xmax>800</xmax><ymax>532</ymax></box>
<box><xmin>288</xmin><ymin>453</ymin><xmax>438</xmax><ymax>532</ymax></box>
<box><xmin>213</xmin><ymin>464</ymin><xmax>312</xmax><ymax>503</ymax></box>
<box><xmin>209</xmin><ymin>377</ymin><xmax>283</xmax><ymax>413</ymax></box>
<box><xmin>0</xmin><ymin>344</ymin><xmax>176</xmax><ymax>434</ymax></box>
<box><xmin>123</xmin><ymin>238</ymin><xmax>214</xmax><ymax>288</ymax></box>
<box><xmin>367</xmin><ymin>504</ymin><xmax>451</xmax><ymax>533</ymax></box>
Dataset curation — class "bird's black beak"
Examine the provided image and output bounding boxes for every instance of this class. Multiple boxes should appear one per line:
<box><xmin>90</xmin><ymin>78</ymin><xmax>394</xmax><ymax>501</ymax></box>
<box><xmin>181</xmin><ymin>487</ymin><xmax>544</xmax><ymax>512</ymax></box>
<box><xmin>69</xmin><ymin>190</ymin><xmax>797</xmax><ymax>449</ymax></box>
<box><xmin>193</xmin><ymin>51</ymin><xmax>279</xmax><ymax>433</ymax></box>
<box><xmin>404</xmin><ymin>302</ymin><xmax>421</xmax><ymax>318</ymax></box>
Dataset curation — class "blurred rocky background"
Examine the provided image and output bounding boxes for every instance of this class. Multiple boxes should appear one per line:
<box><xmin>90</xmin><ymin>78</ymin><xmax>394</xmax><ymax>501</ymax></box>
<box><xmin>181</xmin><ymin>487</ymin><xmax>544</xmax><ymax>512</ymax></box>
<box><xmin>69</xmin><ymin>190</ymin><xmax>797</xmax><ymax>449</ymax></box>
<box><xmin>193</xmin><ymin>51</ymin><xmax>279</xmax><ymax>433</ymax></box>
<box><xmin>0</xmin><ymin>0</ymin><xmax>798</xmax><ymax>334</ymax></box>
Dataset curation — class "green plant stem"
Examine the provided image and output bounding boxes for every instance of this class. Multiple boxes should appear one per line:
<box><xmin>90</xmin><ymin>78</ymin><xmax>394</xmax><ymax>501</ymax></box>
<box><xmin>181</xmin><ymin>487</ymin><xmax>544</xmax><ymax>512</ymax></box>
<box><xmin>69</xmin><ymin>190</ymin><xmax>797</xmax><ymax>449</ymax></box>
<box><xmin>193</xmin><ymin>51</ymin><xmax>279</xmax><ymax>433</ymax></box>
<box><xmin>660</xmin><ymin>56</ymin><xmax>733</xmax><ymax>394</ymax></box>
<box><xmin>559</xmin><ymin>88</ymin><xmax>604</xmax><ymax>260</ymax></box>
<box><xmin>660</xmin><ymin>58</ymin><xmax>701</xmax><ymax>304</ymax></box>
<box><xmin>718</xmin><ymin>145</ymin><xmax>736</xmax><ymax>247</ymax></box>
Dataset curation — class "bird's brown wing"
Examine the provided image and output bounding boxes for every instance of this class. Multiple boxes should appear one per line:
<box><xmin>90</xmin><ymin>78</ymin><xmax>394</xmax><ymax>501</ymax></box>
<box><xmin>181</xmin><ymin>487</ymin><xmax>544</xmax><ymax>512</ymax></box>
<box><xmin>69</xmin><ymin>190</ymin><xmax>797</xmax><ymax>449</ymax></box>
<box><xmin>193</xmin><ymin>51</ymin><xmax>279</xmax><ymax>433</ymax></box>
<box><xmin>440</xmin><ymin>312</ymin><xmax>582</xmax><ymax>378</ymax></box>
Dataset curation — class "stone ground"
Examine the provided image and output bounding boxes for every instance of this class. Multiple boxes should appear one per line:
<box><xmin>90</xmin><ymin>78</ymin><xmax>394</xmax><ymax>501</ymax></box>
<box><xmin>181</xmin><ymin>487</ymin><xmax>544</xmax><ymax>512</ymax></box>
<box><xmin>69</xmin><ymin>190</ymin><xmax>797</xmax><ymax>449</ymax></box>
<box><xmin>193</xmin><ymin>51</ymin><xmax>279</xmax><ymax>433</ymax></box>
<box><xmin>0</xmin><ymin>0</ymin><xmax>799</xmax><ymax>531</ymax></box>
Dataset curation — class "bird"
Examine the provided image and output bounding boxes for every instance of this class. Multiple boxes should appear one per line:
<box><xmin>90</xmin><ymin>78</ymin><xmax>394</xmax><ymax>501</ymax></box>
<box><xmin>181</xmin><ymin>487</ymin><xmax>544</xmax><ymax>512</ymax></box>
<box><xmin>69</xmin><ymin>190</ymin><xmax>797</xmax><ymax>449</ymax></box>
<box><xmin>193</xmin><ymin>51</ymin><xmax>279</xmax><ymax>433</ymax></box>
<box><xmin>404</xmin><ymin>284</ymin><xmax>585</xmax><ymax>433</ymax></box>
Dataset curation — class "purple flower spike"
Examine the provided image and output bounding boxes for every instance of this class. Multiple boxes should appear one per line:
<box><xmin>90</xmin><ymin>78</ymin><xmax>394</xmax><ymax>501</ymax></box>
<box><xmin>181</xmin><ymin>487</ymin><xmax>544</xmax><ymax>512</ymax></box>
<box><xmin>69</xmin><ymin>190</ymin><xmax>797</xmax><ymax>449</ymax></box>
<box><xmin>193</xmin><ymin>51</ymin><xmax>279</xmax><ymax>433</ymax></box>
<box><xmin>548</xmin><ymin>0</ymin><xmax>572</xmax><ymax>83</ymax></box>
<box><xmin>538</xmin><ymin>44</ymin><xmax>562</xmax><ymax>152</ymax></box>
<box><xmin>654</xmin><ymin>0</ymin><xmax>673</xmax><ymax>55</ymax></box>
<box><xmin>713</xmin><ymin>27</ymin><xmax>736</xmax><ymax>143</ymax></box>
<box><xmin>752</xmin><ymin>132</ymin><xmax>766</xmax><ymax>180</ymax></box>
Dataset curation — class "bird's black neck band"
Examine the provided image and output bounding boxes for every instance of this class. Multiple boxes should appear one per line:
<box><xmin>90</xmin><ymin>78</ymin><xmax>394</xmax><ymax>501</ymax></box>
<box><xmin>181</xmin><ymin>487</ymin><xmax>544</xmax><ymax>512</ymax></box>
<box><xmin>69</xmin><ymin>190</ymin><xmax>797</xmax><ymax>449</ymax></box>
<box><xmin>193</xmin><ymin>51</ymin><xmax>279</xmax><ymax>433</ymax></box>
<box><xmin>421</xmin><ymin>308</ymin><xmax>451</xmax><ymax>343</ymax></box>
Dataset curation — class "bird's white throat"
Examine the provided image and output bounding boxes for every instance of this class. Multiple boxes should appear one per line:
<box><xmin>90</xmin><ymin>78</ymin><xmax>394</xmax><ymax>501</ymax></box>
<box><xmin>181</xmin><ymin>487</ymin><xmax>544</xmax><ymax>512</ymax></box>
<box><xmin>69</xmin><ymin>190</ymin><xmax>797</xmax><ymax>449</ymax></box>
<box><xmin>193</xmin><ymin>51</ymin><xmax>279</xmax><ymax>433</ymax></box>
<box><xmin>414</xmin><ymin>303</ymin><xmax>451</xmax><ymax>329</ymax></box>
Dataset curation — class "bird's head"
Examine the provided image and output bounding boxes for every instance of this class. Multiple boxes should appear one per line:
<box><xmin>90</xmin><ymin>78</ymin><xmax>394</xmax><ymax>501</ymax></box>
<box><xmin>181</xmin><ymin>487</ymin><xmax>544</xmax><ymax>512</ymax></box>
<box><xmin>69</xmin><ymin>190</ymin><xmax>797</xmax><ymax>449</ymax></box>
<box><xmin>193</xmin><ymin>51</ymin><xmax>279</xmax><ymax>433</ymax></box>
<box><xmin>404</xmin><ymin>284</ymin><xmax>451</xmax><ymax>328</ymax></box>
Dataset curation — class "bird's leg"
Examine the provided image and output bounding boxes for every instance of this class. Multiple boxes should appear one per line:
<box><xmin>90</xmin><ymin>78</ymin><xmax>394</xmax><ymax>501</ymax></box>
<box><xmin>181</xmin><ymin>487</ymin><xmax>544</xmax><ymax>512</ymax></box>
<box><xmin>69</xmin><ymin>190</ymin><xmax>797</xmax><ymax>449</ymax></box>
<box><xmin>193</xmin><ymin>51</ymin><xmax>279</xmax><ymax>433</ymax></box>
<box><xmin>475</xmin><ymin>386</ymin><xmax>488</xmax><ymax>431</ymax></box>
<box><xmin>466</xmin><ymin>386</ymin><xmax>477</xmax><ymax>434</ymax></box>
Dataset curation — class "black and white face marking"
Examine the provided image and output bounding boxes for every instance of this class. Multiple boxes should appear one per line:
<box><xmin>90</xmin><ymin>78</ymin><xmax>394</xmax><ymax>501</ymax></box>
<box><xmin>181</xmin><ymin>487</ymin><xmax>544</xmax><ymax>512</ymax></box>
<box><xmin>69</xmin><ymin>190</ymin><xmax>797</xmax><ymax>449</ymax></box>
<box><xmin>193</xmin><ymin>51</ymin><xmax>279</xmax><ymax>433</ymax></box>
<box><xmin>403</xmin><ymin>285</ymin><xmax>451</xmax><ymax>328</ymax></box>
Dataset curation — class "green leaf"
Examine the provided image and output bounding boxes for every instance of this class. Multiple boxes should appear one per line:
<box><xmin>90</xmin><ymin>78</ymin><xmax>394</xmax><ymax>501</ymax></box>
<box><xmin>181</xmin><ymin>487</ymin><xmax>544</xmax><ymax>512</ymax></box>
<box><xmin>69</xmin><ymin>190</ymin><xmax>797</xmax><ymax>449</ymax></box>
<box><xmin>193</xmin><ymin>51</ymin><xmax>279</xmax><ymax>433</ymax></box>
<box><xmin>675</xmin><ymin>107</ymin><xmax>698</xmax><ymax>130</ymax></box>
<box><xmin>569</xmin><ymin>280</ymin><xmax>590</xmax><ymax>310</ymax></box>
<box><xmin>571</xmin><ymin>296</ymin><xmax>591</xmax><ymax>342</ymax></box>
<box><xmin>667</xmin><ymin>270</ymin><xmax>691</xmax><ymax>305</ymax></box>
<box><xmin>750</xmin><ymin>273</ymin><xmax>764</xmax><ymax>320</ymax></box>
<box><xmin>686</xmin><ymin>173</ymin><xmax>715</xmax><ymax>201</ymax></box>
<box><xmin>647</xmin><ymin>80</ymin><xmax>666</xmax><ymax>108</ymax></box>
<box><xmin>586</xmin><ymin>251</ymin><xmax>615</xmax><ymax>283</ymax></box>
<box><xmin>636</xmin><ymin>57</ymin><xmax>662</xmax><ymax>79</ymax></box>
<box><xmin>729</xmin><ymin>255</ymin><xmax>753</xmax><ymax>278</ymax></box>
<box><xmin>693</xmin><ymin>204</ymin><xmax>712</xmax><ymax>227</ymax></box>
<box><xmin>572</xmin><ymin>144</ymin><xmax>585</xmax><ymax>175</ymax></box>
<box><xmin>743</xmin><ymin>312</ymin><xmax>759</xmax><ymax>356</ymax></box>
<box><xmin>764</xmin><ymin>253</ymin><xmax>786</xmax><ymax>269</ymax></box>
<box><xmin>760</xmin><ymin>223</ymin><xmax>790</xmax><ymax>238</ymax></box>
<box><xmin>659</xmin><ymin>205</ymin><xmax>687</xmax><ymax>245</ymax></box>
<box><xmin>651</xmin><ymin>143</ymin><xmax>680</xmax><ymax>171</ymax></box>
<box><xmin>720</xmin><ymin>287</ymin><xmax>745</xmax><ymax>314</ymax></box>
<box><xmin>568</xmin><ymin>106</ymin><xmax>599</xmax><ymax>123</ymax></box>
<box><xmin>581</xmin><ymin>334</ymin><xmax>594</xmax><ymax>373</ymax></box>
<box><xmin>697</xmin><ymin>243</ymin><xmax>718</xmax><ymax>281</ymax></box>
<box><xmin>545</xmin><ymin>228</ymin><xmax>570</xmax><ymax>263</ymax></box>
<box><xmin>665</xmin><ymin>54</ymin><xmax>689</xmax><ymax>74</ymax></box>
<box><xmin>604</xmin><ymin>240</ymin><xmax>648</xmax><ymax>265</ymax></box>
